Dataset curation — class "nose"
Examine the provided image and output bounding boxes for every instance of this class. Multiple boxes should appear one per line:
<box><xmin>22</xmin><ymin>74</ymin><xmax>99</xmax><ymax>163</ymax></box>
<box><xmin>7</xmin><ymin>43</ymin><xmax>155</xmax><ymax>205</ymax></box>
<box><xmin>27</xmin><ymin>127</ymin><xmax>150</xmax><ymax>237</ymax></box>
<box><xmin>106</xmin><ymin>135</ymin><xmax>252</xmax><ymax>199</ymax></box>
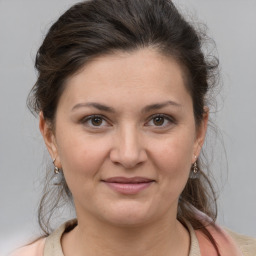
<box><xmin>109</xmin><ymin>125</ymin><xmax>147</xmax><ymax>169</ymax></box>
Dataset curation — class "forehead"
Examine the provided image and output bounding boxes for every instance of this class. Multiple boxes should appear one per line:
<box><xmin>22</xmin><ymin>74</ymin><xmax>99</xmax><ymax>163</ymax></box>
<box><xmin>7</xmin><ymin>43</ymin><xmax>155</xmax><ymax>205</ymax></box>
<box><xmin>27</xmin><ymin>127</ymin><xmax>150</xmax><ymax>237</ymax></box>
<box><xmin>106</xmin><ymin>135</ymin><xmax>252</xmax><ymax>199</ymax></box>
<box><xmin>59</xmin><ymin>48</ymin><xmax>192</xmax><ymax>110</ymax></box>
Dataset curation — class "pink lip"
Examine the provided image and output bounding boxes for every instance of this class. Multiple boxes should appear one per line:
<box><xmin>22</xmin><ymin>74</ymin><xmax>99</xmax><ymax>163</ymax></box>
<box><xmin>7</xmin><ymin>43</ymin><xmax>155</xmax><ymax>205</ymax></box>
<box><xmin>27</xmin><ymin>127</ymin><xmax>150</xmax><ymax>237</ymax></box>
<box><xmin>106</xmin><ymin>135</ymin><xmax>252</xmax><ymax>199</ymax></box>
<box><xmin>102</xmin><ymin>177</ymin><xmax>155</xmax><ymax>195</ymax></box>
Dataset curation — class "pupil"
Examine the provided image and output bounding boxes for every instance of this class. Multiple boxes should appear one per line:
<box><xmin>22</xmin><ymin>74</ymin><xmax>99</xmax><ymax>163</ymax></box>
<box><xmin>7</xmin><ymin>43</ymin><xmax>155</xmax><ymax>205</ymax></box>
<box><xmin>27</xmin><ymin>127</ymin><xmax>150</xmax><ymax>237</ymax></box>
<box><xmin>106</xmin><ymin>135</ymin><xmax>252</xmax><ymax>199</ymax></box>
<box><xmin>154</xmin><ymin>116</ymin><xmax>164</xmax><ymax>126</ymax></box>
<box><xmin>92</xmin><ymin>117</ymin><xmax>102</xmax><ymax>126</ymax></box>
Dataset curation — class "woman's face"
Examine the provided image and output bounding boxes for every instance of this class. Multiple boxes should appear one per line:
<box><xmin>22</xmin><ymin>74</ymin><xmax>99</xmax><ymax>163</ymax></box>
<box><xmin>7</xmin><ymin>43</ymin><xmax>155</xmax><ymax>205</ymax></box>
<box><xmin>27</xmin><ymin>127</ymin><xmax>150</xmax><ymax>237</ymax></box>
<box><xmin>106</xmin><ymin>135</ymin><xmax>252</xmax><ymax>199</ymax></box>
<box><xmin>41</xmin><ymin>48</ymin><xmax>208</xmax><ymax>227</ymax></box>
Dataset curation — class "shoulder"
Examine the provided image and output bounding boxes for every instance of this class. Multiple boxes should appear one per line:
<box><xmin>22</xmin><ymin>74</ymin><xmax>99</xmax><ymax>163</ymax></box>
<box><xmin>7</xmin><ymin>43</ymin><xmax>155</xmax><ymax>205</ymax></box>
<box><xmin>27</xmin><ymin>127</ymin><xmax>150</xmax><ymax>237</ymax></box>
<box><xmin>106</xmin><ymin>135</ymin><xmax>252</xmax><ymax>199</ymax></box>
<box><xmin>9</xmin><ymin>238</ymin><xmax>46</xmax><ymax>256</ymax></box>
<box><xmin>9</xmin><ymin>219</ymin><xmax>77</xmax><ymax>256</ymax></box>
<box><xmin>224</xmin><ymin>228</ymin><xmax>256</xmax><ymax>256</ymax></box>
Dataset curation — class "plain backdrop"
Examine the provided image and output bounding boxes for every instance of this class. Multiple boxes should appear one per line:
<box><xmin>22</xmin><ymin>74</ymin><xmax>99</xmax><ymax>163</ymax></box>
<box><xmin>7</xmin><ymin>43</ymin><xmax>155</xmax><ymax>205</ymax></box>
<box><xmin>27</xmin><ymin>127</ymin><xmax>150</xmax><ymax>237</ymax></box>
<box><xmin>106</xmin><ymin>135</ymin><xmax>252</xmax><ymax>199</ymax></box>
<box><xmin>0</xmin><ymin>0</ymin><xmax>256</xmax><ymax>254</ymax></box>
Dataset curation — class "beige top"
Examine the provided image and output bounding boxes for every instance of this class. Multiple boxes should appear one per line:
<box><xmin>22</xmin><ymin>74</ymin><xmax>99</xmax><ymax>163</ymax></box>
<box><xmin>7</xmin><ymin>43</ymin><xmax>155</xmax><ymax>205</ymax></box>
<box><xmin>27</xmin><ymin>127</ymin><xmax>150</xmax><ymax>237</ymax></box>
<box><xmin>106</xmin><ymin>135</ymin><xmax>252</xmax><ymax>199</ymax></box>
<box><xmin>43</xmin><ymin>219</ymin><xmax>200</xmax><ymax>256</ymax></box>
<box><xmin>43</xmin><ymin>220</ymin><xmax>256</xmax><ymax>256</ymax></box>
<box><xmin>11</xmin><ymin>219</ymin><xmax>256</xmax><ymax>256</ymax></box>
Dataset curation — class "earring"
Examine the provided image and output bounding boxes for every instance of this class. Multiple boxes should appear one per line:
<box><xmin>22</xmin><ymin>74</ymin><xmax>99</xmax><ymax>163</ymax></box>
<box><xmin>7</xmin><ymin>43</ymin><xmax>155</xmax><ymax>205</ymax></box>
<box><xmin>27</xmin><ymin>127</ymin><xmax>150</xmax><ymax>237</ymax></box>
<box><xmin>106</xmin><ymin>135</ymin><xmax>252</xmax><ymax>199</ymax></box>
<box><xmin>53</xmin><ymin>158</ymin><xmax>60</xmax><ymax>174</ymax></box>
<box><xmin>190</xmin><ymin>156</ymin><xmax>199</xmax><ymax>179</ymax></box>
<box><xmin>193</xmin><ymin>161</ymin><xmax>198</xmax><ymax>174</ymax></box>
<box><xmin>52</xmin><ymin>158</ymin><xmax>62</xmax><ymax>185</ymax></box>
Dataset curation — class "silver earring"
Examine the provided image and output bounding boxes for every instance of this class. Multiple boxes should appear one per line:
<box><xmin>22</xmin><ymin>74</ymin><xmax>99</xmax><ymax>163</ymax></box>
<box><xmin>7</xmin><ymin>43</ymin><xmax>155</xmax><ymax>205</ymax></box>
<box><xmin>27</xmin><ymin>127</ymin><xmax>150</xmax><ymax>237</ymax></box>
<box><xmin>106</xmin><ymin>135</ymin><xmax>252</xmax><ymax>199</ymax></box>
<box><xmin>190</xmin><ymin>156</ymin><xmax>199</xmax><ymax>179</ymax></box>
<box><xmin>54</xmin><ymin>166</ymin><xmax>60</xmax><ymax>174</ymax></box>
<box><xmin>53</xmin><ymin>158</ymin><xmax>60</xmax><ymax>174</ymax></box>
<box><xmin>52</xmin><ymin>158</ymin><xmax>62</xmax><ymax>185</ymax></box>
<box><xmin>193</xmin><ymin>161</ymin><xmax>198</xmax><ymax>174</ymax></box>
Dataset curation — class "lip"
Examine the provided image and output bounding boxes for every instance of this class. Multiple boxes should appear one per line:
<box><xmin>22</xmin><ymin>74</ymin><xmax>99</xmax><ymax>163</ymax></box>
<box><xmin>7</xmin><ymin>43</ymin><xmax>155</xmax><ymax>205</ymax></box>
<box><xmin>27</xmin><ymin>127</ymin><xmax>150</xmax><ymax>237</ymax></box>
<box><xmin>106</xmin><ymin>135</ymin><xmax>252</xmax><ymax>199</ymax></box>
<box><xmin>102</xmin><ymin>176</ymin><xmax>155</xmax><ymax>195</ymax></box>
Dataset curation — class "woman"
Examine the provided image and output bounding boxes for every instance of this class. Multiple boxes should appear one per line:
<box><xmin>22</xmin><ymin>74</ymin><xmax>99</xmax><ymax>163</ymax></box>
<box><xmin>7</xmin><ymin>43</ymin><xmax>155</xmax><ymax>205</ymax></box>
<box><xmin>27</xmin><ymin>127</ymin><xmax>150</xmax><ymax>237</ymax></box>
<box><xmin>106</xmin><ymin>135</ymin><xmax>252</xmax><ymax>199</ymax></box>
<box><xmin>11</xmin><ymin>0</ymin><xmax>256</xmax><ymax>255</ymax></box>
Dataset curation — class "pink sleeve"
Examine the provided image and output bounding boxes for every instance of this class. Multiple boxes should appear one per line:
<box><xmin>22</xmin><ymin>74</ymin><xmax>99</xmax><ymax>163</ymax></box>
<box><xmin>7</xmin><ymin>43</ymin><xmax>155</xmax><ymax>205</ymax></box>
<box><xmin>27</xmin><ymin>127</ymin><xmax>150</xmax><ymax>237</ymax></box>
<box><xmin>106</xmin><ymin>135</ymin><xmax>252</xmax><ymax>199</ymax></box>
<box><xmin>9</xmin><ymin>238</ymin><xmax>46</xmax><ymax>256</ymax></box>
<box><xmin>195</xmin><ymin>224</ymin><xmax>243</xmax><ymax>256</ymax></box>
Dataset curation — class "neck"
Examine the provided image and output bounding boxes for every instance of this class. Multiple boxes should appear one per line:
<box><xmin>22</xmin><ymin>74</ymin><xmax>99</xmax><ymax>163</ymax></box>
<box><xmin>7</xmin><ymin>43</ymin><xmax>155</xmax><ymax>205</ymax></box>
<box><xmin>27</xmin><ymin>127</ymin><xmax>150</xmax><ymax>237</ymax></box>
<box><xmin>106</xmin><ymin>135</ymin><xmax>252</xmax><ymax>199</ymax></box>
<box><xmin>62</xmin><ymin>211</ymin><xmax>190</xmax><ymax>256</ymax></box>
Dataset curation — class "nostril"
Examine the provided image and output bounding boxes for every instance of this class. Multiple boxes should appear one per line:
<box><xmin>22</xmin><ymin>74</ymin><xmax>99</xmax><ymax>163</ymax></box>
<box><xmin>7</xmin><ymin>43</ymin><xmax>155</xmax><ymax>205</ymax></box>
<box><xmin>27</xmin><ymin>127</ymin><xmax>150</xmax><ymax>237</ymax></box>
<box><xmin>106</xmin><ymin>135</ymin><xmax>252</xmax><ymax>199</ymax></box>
<box><xmin>109</xmin><ymin>141</ymin><xmax>148</xmax><ymax>169</ymax></box>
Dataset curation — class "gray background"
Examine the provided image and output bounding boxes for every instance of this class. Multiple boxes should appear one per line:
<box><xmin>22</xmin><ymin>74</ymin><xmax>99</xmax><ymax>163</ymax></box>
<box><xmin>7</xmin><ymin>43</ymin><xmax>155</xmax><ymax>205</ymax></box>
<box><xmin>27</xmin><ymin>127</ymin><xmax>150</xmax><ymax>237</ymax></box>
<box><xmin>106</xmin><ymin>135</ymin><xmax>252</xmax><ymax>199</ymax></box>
<box><xmin>0</xmin><ymin>0</ymin><xmax>255</xmax><ymax>254</ymax></box>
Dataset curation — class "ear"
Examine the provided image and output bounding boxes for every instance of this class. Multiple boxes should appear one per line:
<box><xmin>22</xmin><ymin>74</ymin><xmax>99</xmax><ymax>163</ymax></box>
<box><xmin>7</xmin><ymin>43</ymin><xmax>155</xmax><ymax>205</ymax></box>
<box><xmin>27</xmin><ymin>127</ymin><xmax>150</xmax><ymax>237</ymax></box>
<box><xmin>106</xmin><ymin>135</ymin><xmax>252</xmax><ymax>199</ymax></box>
<box><xmin>192</xmin><ymin>107</ymin><xmax>209</xmax><ymax>162</ymax></box>
<box><xmin>39</xmin><ymin>111</ymin><xmax>61</xmax><ymax>168</ymax></box>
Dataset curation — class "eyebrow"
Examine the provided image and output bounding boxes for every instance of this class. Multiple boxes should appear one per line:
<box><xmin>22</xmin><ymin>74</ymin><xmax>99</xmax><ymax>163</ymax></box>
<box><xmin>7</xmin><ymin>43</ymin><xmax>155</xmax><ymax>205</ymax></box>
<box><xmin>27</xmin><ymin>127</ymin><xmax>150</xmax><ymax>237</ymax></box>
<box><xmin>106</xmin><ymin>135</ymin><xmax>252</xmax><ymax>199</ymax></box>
<box><xmin>72</xmin><ymin>102</ymin><xmax>116</xmax><ymax>113</ymax></box>
<box><xmin>71</xmin><ymin>101</ymin><xmax>182</xmax><ymax>113</ymax></box>
<box><xmin>141</xmin><ymin>101</ymin><xmax>182</xmax><ymax>113</ymax></box>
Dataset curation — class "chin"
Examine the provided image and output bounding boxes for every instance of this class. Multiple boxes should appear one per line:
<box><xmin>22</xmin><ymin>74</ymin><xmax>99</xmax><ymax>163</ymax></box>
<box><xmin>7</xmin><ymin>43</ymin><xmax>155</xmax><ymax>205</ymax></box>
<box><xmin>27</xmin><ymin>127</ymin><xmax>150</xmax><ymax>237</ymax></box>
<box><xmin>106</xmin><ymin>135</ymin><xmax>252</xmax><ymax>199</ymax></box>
<box><xmin>98</xmin><ymin>200</ymin><xmax>156</xmax><ymax>227</ymax></box>
<box><xmin>106</xmin><ymin>214</ymin><xmax>152</xmax><ymax>228</ymax></box>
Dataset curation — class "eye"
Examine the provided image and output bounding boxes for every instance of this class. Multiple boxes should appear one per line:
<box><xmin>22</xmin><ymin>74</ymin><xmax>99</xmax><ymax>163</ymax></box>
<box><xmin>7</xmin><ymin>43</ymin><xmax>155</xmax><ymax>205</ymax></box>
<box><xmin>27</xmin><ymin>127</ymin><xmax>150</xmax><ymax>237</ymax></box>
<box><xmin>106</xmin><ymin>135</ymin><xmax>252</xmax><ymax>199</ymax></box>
<box><xmin>146</xmin><ymin>114</ymin><xmax>175</xmax><ymax>128</ymax></box>
<box><xmin>81</xmin><ymin>115</ymin><xmax>110</xmax><ymax>128</ymax></box>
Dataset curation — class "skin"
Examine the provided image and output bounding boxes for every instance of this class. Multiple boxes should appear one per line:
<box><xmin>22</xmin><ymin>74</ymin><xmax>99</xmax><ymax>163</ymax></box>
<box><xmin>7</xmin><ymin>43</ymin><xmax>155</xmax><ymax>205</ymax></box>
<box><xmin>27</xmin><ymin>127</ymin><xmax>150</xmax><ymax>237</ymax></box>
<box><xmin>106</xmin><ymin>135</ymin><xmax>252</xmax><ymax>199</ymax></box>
<box><xmin>40</xmin><ymin>48</ymin><xmax>208</xmax><ymax>256</ymax></box>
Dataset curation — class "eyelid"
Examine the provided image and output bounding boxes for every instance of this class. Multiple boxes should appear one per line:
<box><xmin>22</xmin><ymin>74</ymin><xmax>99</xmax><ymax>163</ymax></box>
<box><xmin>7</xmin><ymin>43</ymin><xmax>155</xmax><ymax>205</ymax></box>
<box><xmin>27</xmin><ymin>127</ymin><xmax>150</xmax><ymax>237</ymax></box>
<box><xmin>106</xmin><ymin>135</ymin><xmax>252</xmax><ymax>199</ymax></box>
<box><xmin>81</xmin><ymin>114</ymin><xmax>111</xmax><ymax>128</ymax></box>
<box><xmin>145</xmin><ymin>113</ymin><xmax>176</xmax><ymax>127</ymax></box>
<box><xmin>80</xmin><ymin>113</ymin><xmax>176</xmax><ymax>129</ymax></box>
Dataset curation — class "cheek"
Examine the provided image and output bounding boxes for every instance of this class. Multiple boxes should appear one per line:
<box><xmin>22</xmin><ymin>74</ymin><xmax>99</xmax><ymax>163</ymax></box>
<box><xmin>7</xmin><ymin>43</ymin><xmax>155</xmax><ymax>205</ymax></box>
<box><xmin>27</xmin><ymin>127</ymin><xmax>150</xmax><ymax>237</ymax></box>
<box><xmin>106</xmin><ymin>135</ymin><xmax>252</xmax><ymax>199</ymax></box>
<box><xmin>56</xmin><ymin>133</ymin><xmax>110</xmax><ymax>187</ymax></box>
<box><xmin>151</xmin><ymin>132</ymin><xmax>195</xmax><ymax>194</ymax></box>
<box><xmin>155</xmin><ymin>134</ymin><xmax>194</xmax><ymax>171</ymax></box>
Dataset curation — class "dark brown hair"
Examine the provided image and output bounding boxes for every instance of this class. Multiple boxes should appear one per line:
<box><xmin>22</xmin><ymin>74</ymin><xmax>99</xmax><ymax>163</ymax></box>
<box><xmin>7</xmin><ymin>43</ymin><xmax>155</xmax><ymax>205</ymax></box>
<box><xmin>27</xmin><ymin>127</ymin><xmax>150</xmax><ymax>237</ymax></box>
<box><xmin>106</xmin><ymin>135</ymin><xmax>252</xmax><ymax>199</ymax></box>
<box><xmin>28</xmin><ymin>0</ymin><xmax>220</xmax><ymax>254</ymax></box>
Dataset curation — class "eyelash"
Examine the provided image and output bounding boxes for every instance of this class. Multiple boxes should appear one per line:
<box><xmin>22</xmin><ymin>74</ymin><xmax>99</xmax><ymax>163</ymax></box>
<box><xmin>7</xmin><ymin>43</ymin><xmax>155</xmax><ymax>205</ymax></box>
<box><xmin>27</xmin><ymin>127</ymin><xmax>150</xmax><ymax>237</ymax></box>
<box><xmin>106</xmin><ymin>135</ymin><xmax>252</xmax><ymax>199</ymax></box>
<box><xmin>81</xmin><ymin>115</ymin><xmax>110</xmax><ymax>128</ymax></box>
<box><xmin>146</xmin><ymin>114</ymin><xmax>176</xmax><ymax>128</ymax></box>
<box><xmin>81</xmin><ymin>114</ymin><xmax>176</xmax><ymax>129</ymax></box>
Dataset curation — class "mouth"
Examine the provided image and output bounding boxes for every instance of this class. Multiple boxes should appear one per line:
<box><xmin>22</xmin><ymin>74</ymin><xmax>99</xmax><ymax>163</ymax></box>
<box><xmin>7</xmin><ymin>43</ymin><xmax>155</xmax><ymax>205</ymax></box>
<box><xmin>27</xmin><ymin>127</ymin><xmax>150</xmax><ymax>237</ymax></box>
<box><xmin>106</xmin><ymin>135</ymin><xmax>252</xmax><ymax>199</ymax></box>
<box><xmin>102</xmin><ymin>177</ymin><xmax>155</xmax><ymax>195</ymax></box>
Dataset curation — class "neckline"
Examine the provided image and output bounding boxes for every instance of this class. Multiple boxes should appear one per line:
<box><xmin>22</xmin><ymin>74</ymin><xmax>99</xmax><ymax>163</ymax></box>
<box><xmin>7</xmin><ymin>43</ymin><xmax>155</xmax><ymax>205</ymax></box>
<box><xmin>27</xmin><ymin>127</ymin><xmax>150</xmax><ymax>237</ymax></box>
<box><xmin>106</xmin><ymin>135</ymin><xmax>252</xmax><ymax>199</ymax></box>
<box><xmin>44</xmin><ymin>219</ymin><xmax>201</xmax><ymax>256</ymax></box>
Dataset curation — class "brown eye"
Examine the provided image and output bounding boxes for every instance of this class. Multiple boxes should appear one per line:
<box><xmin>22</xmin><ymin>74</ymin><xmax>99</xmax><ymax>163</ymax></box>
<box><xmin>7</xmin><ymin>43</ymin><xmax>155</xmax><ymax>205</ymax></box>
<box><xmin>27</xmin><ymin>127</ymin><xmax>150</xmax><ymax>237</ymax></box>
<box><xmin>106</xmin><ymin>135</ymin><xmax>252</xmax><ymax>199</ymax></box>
<box><xmin>146</xmin><ymin>114</ymin><xmax>175</xmax><ymax>128</ymax></box>
<box><xmin>153</xmin><ymin>116</ymin><xmax>165</xmax><ymax>126</ymax></box>
<box><xmin>91</xmin><ymin>116</ymin><xmax>103</xmax><ymax>126</ymax></box>
<box><xmin>81</xmin><ymin>115</ymin><xmax>109</xmax><ymax>128</ymax></box>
